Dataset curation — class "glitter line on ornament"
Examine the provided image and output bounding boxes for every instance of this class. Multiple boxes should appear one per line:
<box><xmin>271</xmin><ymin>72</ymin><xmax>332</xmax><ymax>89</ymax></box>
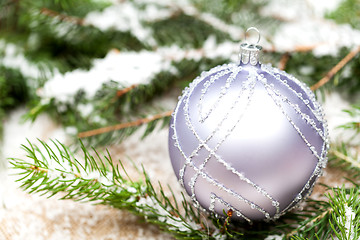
<box><xmin>262</xmin><ymin>80</ymin><xmax>322</xmax><ymax>159</ymax></box>
<box><xmin>173</xmin><ymin>64</ymin><xmax>280</xmax><ymax>221</ymax></box>
<box><xmin>186</xmin><ymin>164</ymin><xmax>268</xmax><ymax>222</ymax></box>
<box><xmin>197</xmin><ymin>68</ymin><xmax>240</xmax><ymax>123</ymax></box>
<box><xmin>174</xmin><ymin>64</ymin><xmax>237</xmax><ymax>187</ymax></box>
<box><xmin>176</xmin><ymin>64</ymin><xmax>236</xmax><ymax>187</ymax></box>
<box><xmin>266</xmin><ymin>79</ymin><xmax>326</xmax><ymax>141</ymax></box>
<box><xmin>261</xmin><ymin>63</ymin><xmax>326</xmax><ymax>129</ymax></box>
<box><xmin>260</xmin><ymin>74</ymin><xmax>328</xmax><ymax>215</ymax></box>
<box><xmin>262</xmin><ymin>71</ymin><xmax>327</xmax><ymax>215</ymax></box>
<box><xmin>189</xmin><ymin>77</ymin><xmax>273</xmax><ymax>219</ymax></box>
<box><xmin>187</xmin><ymin>76</ymin><xmax>280</xmax><ymax>219</ymax></box>
<box><xmin>210</xmin><ymin>193</ymin><xmax>251</xmax><ymax>223</ymax></box>
<box><xmin>186</xmin><ymin>68</ymin><xmax>280</xmax><ymax>218</ymax></box>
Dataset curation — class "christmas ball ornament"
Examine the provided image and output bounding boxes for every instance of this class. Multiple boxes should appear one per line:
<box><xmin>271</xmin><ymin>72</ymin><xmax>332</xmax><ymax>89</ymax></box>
<box><xmin>168</xmin><ymin>27</ymin><xmax>328</xmax><ymax>222</ymax></box>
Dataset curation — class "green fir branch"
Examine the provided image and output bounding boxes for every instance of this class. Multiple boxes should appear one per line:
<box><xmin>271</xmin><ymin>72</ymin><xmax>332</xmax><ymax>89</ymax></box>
<box><xmin>150</xmin><ymin>13</ymin><xmax>232</xmax><ymax>48</ymax></box>
<box><xmin>10</xmin><ymin>139</ymin><xmax>360</xmax><ymax>239</ymax></box>
<box><xmin>25</xmin><ymin>57</ymin><xmax>228</xmax><ymax>147</ymax></box>
<box><xmin>9</xmin><ymin>139</ymin><xmax>228</xmax><ymax>240</ymax></box>
<box><xmin>326</xmin><ymin>0</ymin><xmax>360</xmax><ymax>30</ymax></box>
<box><xmin>328</xmin><ymin>187</ymin><xmax>360</xmax><ymax>240</ymax></box>
<box><xmin>0</xmin><ymin>65</ymin><xmax>29</xmax><ymax>134</ymax></box>
<box><xmin>328</xmin><ymin>143</ymin><xmax>360</xmax><ymax>181</ymax></box>
<box><xmin>337</xmin><ymin>105</ymin><xmax>360</xmax><ymax>140</ymax></box>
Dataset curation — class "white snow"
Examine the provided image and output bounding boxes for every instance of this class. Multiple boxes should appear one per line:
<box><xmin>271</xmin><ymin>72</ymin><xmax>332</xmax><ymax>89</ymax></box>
<box><xmin>135</xmin><ymin>195</ymin><xmax>201</xmax><ymax>233</ymax></box>
<box><xmin>38</xmin><ymin>39</ymin><xmax>243</xmax><ymax>105</ymax></box>
<box><xmin>261</xmin><ymin>0</ymin><xmax>360</xmax><ymax>56</ymax></box>
<box><xmin>84</xmin><ymin>1</ymin><xmax>174</xmax><ymax>45</ymax></box>
<box><xmin>39</xmin><ymin>49</ymin><xmax>175</xmax><ymax>102</ymax></box>
<box><xmin>343</xmin><ymin>204</ymin><xmax>356</xmax><ymax>239</ymax></box>
<box><xmin>1</xmin><ymin>0</ymin><xmax>360</xmax><ymax>239</ymax></box>
<box><xmin>264</xmin><ymin>234</ymin><xmax>285</xmax><ymax>240</ymax></box>
<box><xmin>78</xmin><ymin>103</ymin><xmax>95</xmax><ymax>117</ymax></box>
<box><xmin>261</xmin><ymin>0</ymin><xmax>343</xmax><ymax>20</ymax></box>
<box><xmin>272</xmin><ymin>20</ymin><xmax>360</xmax><ymax>56</ymax></box>
<box><xmin>0</xmin><ymin>40</ymin><xmax>55</xmax><ymax>80</ymax></box>
<box><xmin>334</xmin><ymin>204</ymin><xmax>356</xmax><ymax>239</ymax></box>
<box><xmin>321</xmin><ymin>92</ymin><xmax>353</xmax><ymax>142</ymax></box>
<box><xmin>307</xmin><ymin>0</ymin><xmax>344</xmax><ymax>18</ymax></box>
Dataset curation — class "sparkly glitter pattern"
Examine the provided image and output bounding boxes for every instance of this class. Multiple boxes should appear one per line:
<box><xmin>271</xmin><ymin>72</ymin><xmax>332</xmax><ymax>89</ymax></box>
<box><xmin>169</xmin><ymin>61</ymin><xmax>328</xmax><ymax>223</ymax></box>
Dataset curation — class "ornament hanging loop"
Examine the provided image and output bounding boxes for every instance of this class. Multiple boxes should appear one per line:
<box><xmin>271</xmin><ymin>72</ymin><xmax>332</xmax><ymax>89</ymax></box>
<box><xmin>239</xmin><ymin>27</ymin><xmax>262</xmax><ymax>66</ymax></box>
<box><xmin>245</xmin><ymin>27</ymin><xmax>261</xmax><ymax>45</ymax></box>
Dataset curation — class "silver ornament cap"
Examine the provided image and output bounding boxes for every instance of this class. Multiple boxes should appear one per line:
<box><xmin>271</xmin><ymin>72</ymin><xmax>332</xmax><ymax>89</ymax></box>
<box><xmin>239</xmin><ymin>27</ymin><xmax>262</xmax><ymax>66</ymax></box>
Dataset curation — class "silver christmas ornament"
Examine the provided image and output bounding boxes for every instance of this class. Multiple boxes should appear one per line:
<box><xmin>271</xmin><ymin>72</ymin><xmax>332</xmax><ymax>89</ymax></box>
<box><xmin>168</xmin><ymin>27</ymin><xmax>329</xmax><ymax>222</ymax></box>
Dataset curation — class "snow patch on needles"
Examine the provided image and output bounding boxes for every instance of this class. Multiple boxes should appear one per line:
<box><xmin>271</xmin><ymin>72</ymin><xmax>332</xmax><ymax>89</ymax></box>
<box><xmin>84</xmin><ymin>1</ymin><xmax>173</xmax><ymax>45</ymax></box>
<box><xmin>30</xmin><ymin>141</ymin><xmax>114</xmax><ymax>187</ymax></box>
<box><xmin>136</xmin><ymin>195</ymin><xmax>202</xmax><ymax>233</ymax></box>
<box><xmin>39</xmin><ymin>39</ymin><xmax>239</xmax><ymax>105</ymax></box>
<box><xmin>39</xmin><ymin>50</ymin><xmax>174</xmax><ymax>103</ymax></box>
<box><xmin>336</xmin><ymin>204</ymin><xmax>356</xmax><ymax>239</ymax></box>
<box><xmin>273</xmin><ymin>20</ymin><xmax>360</xmax><ymax>56</ymax></box>
<box><xmin>264</xmin><ymin>234</ymin><xmax>285</xmax><ymax>240</ymax></box>
<box><xmin>85</xmin><ymin>0</ymin><xmax>243</xmax><ymax>44</ymax></box>
<box><xmin>0</xmin><ymin>40</ymin><xmax>54</xmax><ymax>80</ymax></box>
<box><xmin>261</xmin><ymin>0</ymin><xmax>360</xmax><ymax>56</ymax></box>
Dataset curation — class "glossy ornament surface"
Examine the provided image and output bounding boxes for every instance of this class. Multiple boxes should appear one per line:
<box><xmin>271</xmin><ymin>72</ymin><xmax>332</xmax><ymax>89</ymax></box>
<box><xmin>168</xmin><ymin>28</ymin><xmax>328</xmax><ymax>222</ymax></box>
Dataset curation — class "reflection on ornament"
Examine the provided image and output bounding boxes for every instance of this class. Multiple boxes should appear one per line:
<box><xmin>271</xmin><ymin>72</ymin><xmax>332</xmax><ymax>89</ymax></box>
<box><xmin>168</xmin><ymin>27</ymin><xmax>329</xmax><ymax>222</ymax></box>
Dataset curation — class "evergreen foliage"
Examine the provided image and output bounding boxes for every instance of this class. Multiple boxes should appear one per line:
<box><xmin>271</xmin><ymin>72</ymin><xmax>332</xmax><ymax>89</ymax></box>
<box><xmin>9</xmin><ymin>139</ymin><xmax>360</xmax><ymax>239</ymax></box>
<box><xmin>0</xmin><ymin>65</ymin><xmax>28</xmax><ymax>133</ymax></box>
<box><xmin>1</xmin><ymin>0</ymin><xmax>360</xmax><ymax>239</ymax></box>
<box><xmin>326</xmin><ymin>0</ymin><xmax>360</xmax><ymax>30</ymax></box>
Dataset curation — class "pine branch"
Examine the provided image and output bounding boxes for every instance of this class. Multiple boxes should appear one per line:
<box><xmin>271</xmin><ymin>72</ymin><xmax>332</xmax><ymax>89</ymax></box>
<box><xmin>328</xmin><ymin>143</ymin><xmax>360</xmax><ymax>181</ymax></box>
<box><xmin>25</xmin><ymin>57</ymin><xmax>227</xmax><ymax>147</ymax></box>
<box><xmin>9</xmin><ymin>139</ymin><xmax>229</xmax><ymax>240</ymax></box>
<box><xmin>337</xmin><ymin>105</ymin><xmax>360</xmax><ymax>141</ymax></box>
<box><xmin>116</xmin><ymin>84</ymin><xmax>139</xmax><ymax>98</ymax></box>
<box><xmin>9</xmin><ymin>139</ymin><xmax>360</xmax><ymax>239</ymax></box>
<box><xmin>326</xmin><ymin>0</ymin><xmax>360</xmax><ymax>30</ymax></box>
<box><xmin>0</xmin><ymin>64</ymin><xmax>29</xmax><ymax>134</ymax></box>
<box><xmin>311</xmin><ymin>46</ymin><xmax>360</xmax><ymax>91</ymax></box>
<box><xmin>327</xmin><ymin>187</ymin><xmax>360</xmax><ymax>240</ymax></box>
<box><xmin>331</xmin><ymin>150</ymin><xmax>360</xmax><ymax>169</ymax></box>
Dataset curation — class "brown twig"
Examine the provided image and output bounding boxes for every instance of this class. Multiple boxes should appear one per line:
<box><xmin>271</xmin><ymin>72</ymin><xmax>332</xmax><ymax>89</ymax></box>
<box><xmin>220</xmin><ymin>209</ymin><xmax>233</xmax><ymax>234</ymax></box>
<box><xmin>78</xmin><ymin>111</ymin><xmax>173</xmax><ymax>138</ymax></box>
<box><xmin>40</xmin><ymin>8</ymin><xmax>84</xmax><ymax>25</ymax></box>
<box><xmin>311</xmin><ymin>46</ymin><xmax>360</xmax><ymax>91</ymax></box>
<box><xmin>116</xmin><ymin>84</ymin><xmax>139</xmax><ymax>98</ymax></box>
<box><xmin>278</xmin><ymin>52</ymin><xmax>290</xmax><ymax>70</ymax></box>
<box><xmin>30</xmin><ymin>165</ymin><xmax>48</xmax><ymax>173</ymax></box>
<box><xmin>264</xmin><ymin>44</ymin><xmax>320</xmax><ymax>53</ymax></box>
<box><xmin>293</xmin><ymin>44</ymin><xmax>321</xmax><ymax>53</ymax></box>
